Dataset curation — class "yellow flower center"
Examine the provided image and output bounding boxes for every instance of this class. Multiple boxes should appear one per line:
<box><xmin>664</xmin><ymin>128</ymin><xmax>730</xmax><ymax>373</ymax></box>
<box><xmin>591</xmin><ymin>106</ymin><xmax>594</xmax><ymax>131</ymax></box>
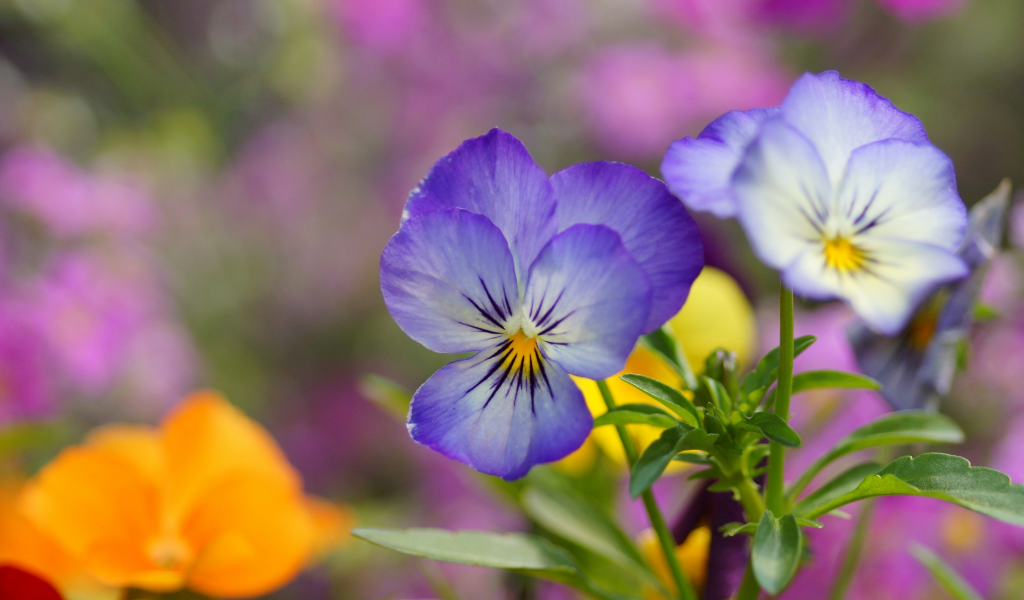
<box><xmin>148</xmin><ymin>536</ymin><xmax>192</xmax><ymax>569</ymax></box>
<box><xmin>823</xmin><ymin>237</ymin><xmax>866</xmax><ymax>273</ymax></box>
<box><xmin>503</xmin><ymin>330</ymin><xmax>541</xmax><ymax>372</ymax></box>
<box><xmin>941</xmin><ymin>509</ymin><xmax>985</xmax><ymax>553</ymax></box>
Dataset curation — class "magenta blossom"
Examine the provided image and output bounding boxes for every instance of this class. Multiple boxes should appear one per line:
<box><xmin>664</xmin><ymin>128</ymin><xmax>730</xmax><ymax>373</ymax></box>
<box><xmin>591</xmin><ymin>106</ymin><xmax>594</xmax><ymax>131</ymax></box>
<box><xmin>0</xmin><ymin>145</ymin><xmax>155</xmax><ymax>238</ymax></box>
<box><xmin>0</xmin><ymin>305</ymin><xmax>52</xmax><ymax>425</ymax></box>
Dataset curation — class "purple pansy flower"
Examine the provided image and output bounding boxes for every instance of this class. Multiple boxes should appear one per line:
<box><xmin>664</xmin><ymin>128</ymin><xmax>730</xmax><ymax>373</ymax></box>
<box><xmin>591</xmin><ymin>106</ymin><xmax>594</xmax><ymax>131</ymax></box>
<box><xmin>663</xmin><ymin>71</ymin><xmax>968</xmax><ymax>335</ymax></box>
<box><xmin>381</xmin><ymin>129</ymin><xmax>703</xmax><ymax>479</ymax></box>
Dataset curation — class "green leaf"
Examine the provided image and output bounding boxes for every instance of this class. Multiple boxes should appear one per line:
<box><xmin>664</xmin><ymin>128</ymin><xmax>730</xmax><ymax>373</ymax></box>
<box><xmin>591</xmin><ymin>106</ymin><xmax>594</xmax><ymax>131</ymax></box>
<box><xmin>747</xmin><ymin>412</ymin><xmax>802</xmax><ymax>448</ymax></box>
<box><xmin>353</xmin><ymin>527</ymin><xmax>577</xmax><ymax>575</ymax></box>
<box><xmin>619</xmin><ymin>374</ymin><xmax>700</xmax><ymax>427</ymax></box>
<box><xmin>792</xmin><ymin>370</ymin><xmax>881</xmax><ymax>393</ymax></box>
<box><xmin>800</xmin><ymin>453</ymin><xmax>1024</xmax><ymax>525</ymax></box>
<box><xmin>752</xmin><ymin>511</ymin><xmax>803</xmax><ymax>594</ymax></box>
<box><xmin>594</xmin><ymin>410</ymin><xmax>677</xmax><ymax>429</ymax></box>
<box><xmin>911</xmin><ymin>544</ymin><xmax>985</xmax><ymax>600</ymax></box>
<box><xmin>790</xmin><ymin>411</ymin><xmax>965</xmax><ymax>501</ymax></box>
<box><xmin>521</xmin><ymin>487</ymin><xmax>651</xmax><ymax>576</ymax></box>
<box><xmin>702</xmin><ymin>376</ymin><xmax>733</xmax><ymax>414</ymax></box>
<box><xmin>722</xmin><ymin>517</ymin><xmax>821</xmax><ymax>538</ymax></box>
<box><xmin>359</xmin><ymin>374</ymin><xmax>412</xmax><ymax>418</ymax></box>
<box><xmin>973</xmin><ymin>303</ymin><xmax>1000</xmax><ymax>323</ymax></box>
<box><xmin>741</xmin><ymin>335</ymin><xmax>817</xmax><ymax>398</ymax></box>
<box><xmin>703</xmin><ymin>412</ymin><xmax>741</xmax><ymax>454</ymax></box>
<box><xmin>629</xmin><ymin>426</ymin><xmax>716</xmax><ymax>498</ymax></box>
<box><xmin>792</xmin><ymin>463</ymin><xmax>883</xmax><ymax>517</ymax></box>
<box><xmin>642</xmin><ymin>327</ymin><xmax>698</xmax><ymax>390</ymax></box>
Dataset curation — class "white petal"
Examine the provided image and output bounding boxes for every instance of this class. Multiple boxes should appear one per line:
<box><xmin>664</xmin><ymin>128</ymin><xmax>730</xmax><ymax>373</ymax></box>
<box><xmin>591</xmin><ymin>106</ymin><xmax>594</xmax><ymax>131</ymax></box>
<box><xmin>835</xmin><ymin>139</ymin><xmax>966</xmax><ymax>250</ymax></box>
<box><xmin>733</xmin><ymin>119</ymin><xmax>832</xmax><ymax>271</ymax></box>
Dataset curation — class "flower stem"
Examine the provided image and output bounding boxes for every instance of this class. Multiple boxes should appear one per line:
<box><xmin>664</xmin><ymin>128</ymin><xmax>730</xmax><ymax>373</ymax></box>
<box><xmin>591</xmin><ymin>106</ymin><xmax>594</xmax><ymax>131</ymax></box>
<box><xmin>597</xmin><ymin>379</ymin><xmax>697</xmax><ymax>600</ymax></box>
<box><xmin>765</xmin><ymin>285</ymin><xmax>794</xmax><ymax>515</ymax></box>
<box><xmin>734</xmin><ymin>561</ymin><xmax>760</xmax><ymax>600</ymax></box>
<box><xmin>825</xmin><ymin>497</ymin><xmax>876</xmax><ymax>600</ymax></box>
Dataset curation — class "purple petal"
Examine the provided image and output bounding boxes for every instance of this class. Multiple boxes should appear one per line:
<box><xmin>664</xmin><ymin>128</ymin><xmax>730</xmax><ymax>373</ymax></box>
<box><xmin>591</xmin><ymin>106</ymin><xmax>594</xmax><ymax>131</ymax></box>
<box><xmin>661</xmin><ymin>107</ymin><xmax>779</xmax><ymax>218</ymax></box>
<box><xmin>551</xmin><ymin>162</ymin><xmax>703</xmax><ymax>332</ymax></box>
<box><xmin>524</xmin><ymin>224</ymin><xmax>652</xmax><ymax>379</ymax></box>
<box><xmin>408</xmin><ymin>344</ymin><xmax>592</xmax><ymax>480</ymax></box>
<box><xmin>780</xmin><ymin>71</ymin><xmax>929</xmax><ymax>185</ymax></box>
<box><xmin>380</xmin><ymin>208</ymin><xmax>519</xmax><ymax>354</ymax></box>
<box><xmin>403</xmin><ymin>128</ymin><xmax>557</xmax><ymax>277</ymax></box>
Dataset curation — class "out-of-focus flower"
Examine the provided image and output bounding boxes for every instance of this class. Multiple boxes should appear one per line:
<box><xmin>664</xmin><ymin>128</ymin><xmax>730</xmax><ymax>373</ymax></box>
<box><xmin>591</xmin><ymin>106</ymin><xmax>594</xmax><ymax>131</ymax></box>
<box><xmin>568</xmin><ymin>267</ymin><xmax>755</xmax><ymax>469</ymax></box>
<box><xmin>333</xmin><ymin>0</ymin><xmax>428</xmax><ymax>53</ymax></box>
<box><xmin>668</xmin><ymin>482</ymin><xmax>749</xmax><ymax>600</ymax></box>
<box><xmin>0</xmin><ymin>146</ymin><xmax>155</xmax><ymax>239</ymax></box>
<box><xmin>381</xmin><ymin>129</ymin><xmax>702</xmax><ymax>479</ymax></box>
<box><xmin>638</xmin><ymin>525</ymin><xmax>711</xmax><ymax>599</ymax></box>
<box><xmin>850</xmin><ymin>181</ymin><xmax>1009</xmax><ymax>410</ymax></box>
<box><xmin>664</xmin><ymin>71</ymin><xmax>968</xmax><ymax>334</ymax></box>
<box><xmin>19</xmin><ymin>391</ymin><xmax>351</xmax><ymax>598</ymax></box>
<box><xmin>577</xmin><ymin>46</ymin><xmax>788</xmax><ymax>159</ymax></box>
<box><xmin>0</xmin><ymin>306</ymin><xmax>53</xmax><ymax>425</ymax></box>
<box><xmin>876</xmin><ymin>0</ymin><xmax>969</xmax><ymax>23</ymax></box>
<box><xmin>0</xmin><ymin>565</ymin><xmax>63</xmax><ymax>600</ymax></box>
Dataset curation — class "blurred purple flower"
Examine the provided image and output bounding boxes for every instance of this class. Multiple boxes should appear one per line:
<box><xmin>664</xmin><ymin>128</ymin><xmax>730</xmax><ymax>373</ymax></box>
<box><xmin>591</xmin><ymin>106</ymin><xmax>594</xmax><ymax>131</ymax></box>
<box><xmin>992</xmin><ymin>414</ymin><xmax>1024</xmax><ymax>549</ymax></box>
<box><xmin>784</xmin><ymin>497</ymin><xmax>1010</xmax><ymax>600</ymax></box>
<box><xmin>757</xmin><ymin>0</ymin><xmax>847</xmax><ymax>30</ymax></box>
<box><xmin>0</xmin><ymin>146</ymin><xmax>155</xmax><ymax>238</ymax></box>
<box><xmin>877</xmin><ymin>0</ymin><xmax>969</xmax><ymax>23</ymax></box>
<box><xmin>577</xmin><ymin>46</ymin><xmax>788</xmax><ymax>159</ymax></box>
<box><xmin>26</xmin><ymin>251</ymin><xmax>159</xmax><ymax>394</ymax></box>
<box><xmin>333</xmin><ymin>0</ymin><xmax>428</xmax><ymax>52</ymax></box>
<box><xmin>0</xmin><ymin>305</ymin><xmax>52</xmax><ymax>425</ymax></box>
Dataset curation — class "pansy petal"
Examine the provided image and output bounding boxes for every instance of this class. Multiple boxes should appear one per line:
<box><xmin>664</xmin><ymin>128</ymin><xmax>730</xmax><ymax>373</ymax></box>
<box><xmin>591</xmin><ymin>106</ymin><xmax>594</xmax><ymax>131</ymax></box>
<box><xmin>780</xmin><ymin>71</ymin><xmax>929</xmax><ymax>184</ymax></box>
<box><xmin>408</xmin><ymin>348</ymin><xmax>592</xmax><ymax>480</ymax></box>
<box><xmin>380</xmin><ymin>209</ymin><xmax>520</xmax><ymax>354</ymax></box>
<box><xmin>524</xmin><ymin>224</ymin><xmax>652</xmax><ymax>379</ymax></box>
<box><xmin>786</xmin><ymin>238</ymin><xmax>967</xmax><ymax>335</ymax></box>
<box><xmin>403</xmin><ymin>128</ymin><xmax>557</xmax><ymax>277</ymax></box>
<box><xmin>551</xmin><ymin>162</ymin><xmax>703</xmax><ymax>332</ymax></box>
<box><xmin>733</xmin><ymin>119</ymin><xmax>832</xmax><ymax>272</ymax></box>
<box><xmin>661</xmin><ymin>107</ymin><xmax>779</xmax><ymax>218</ymax></box>
<box><xmin>836</xmin><ymin>139</ymin><xmax>966</xmax><ymax>250</ymax></box>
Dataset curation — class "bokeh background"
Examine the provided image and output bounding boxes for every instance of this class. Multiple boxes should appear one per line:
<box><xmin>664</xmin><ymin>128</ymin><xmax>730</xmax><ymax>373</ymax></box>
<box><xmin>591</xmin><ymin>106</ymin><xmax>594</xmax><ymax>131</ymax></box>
<box><xmin>1</xmin><ymin>0</ymin><xmax>1024</xmax><ymax>598</ymax></box>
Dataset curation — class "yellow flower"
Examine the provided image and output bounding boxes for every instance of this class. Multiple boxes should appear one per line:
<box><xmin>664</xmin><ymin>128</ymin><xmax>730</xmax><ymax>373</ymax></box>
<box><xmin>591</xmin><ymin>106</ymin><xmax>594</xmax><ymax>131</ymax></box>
<box><xmin>636</xmin><ymin>526</ymin><xmax>711</xmax><ymax>599</ymax></box>
<box><xmin>18</xmin><ymin>390</ymin><xmax>352</xmax><ymax>599</ymax></box>
<box><xmin>560</xmin><ymin>267</ymin><xmax>755</xmax><ymax>471</ymax></box>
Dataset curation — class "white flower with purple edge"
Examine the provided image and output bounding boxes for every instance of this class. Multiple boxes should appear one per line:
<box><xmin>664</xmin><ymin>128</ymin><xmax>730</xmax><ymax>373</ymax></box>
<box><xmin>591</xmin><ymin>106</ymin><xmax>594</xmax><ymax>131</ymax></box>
<box><xmin>380</xmin><ymin>129</ymin><xmax>704</xmax><ymax>479</ymax></box>
<box><xmin>662</xmin><ymin>71</ymin><xmax>969</xmax><ymax>335</ymax></box>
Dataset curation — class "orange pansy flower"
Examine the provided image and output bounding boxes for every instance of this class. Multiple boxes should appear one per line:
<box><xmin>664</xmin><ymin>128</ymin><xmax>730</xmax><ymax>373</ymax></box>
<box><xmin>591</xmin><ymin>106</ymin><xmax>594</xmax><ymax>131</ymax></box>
<box><xmin>19</xmin><ymin>390</ymin><xmax>352</xmax><ymax>598</ymax></box>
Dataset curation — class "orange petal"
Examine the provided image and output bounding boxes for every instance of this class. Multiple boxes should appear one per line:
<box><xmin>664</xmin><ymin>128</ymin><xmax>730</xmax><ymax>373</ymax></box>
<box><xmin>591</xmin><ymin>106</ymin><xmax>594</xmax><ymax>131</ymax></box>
<box><xmin>183</xmin><ymin>474</ymin><xmax>315</xmax><ymax>598</ymax></box>
<box><xmin>161</xmin><ymin>391</ymin><xmax>301</xmax><ymax>519</ymax></box>
<box><xmin>85</xmin><ymin>425</ymin><xmax>165</xmax><ymax>487</ymax></box>
<box><xmin>19</xmin><ymin>447</ymin><xmax>161</xmax><ymax>587</ymax></box>
<box><xmin>304</xmin><ymin>496</ymin><xmax>354</xmax><ymax>559</ymax></box>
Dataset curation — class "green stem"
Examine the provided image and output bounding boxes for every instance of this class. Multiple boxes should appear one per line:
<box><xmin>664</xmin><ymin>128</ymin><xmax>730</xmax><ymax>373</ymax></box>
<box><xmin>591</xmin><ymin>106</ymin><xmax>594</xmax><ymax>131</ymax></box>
<box><xmin>825</xmin><ymin>498</ymin><xmax>877</xmax><ymax>600</ymax></box>
<box><xmin>765</xmin><ymin>285</ymin><xmax>794</xmax><ymax>515</ymax></box>
<box><xmin>597</xmin><ymin>380</ymin><xmax>697</xmax><ymax>600</ymax></box>
<box><xmin>734</xmin><ymin>561</ymin><xmax>761</xmax><ymax>600</ymax></box>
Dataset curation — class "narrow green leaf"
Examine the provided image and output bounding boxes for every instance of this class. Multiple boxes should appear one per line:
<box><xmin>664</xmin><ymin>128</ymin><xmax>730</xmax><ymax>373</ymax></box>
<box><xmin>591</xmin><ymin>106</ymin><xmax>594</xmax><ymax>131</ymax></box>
<box><xmin>359</xmin><ymin>374</ymin><xmax>412</xmax><ymax>418</ymax></box>
<box><xmin>741</xmin><ymin>335</ymin><xmax>817</xmax><ymax>398</ymax></box>
<box><xmin>752</xmin><ymin>511</ymin><xmax>803</xmax><ymax>594</ymax></box>
<box><xmin>791</xmin><ymin>411</ymin><xmax>965</xmax><ymax>501</ymax></box>
<box><xmin>703</xmin><ymin>412</ymin><xmax>741</xmax><ymax>454</ymax></box>
<box><xmin>747</xmin><ymin>412</ymin><xmax>802</xmax><ymax>448</ymax></box>
<box><xmin>593</xmin><ymin>410</ymin><xmax>677</xmax><ymax>429</ymax></box>
<box><xmin>792</xmin><ymin>370</ymin><xmax>881</xmax><ymax>393</ymax></box>
<box><xmin>702</xmin><ymin>376</ymin><xmax>733</xmax><ymax>413</ymax></box>
<box><xmin>671</xmin><ymin>453</ymin><xmax>713</xmax><ymax>465</ymax></box>
<box><xmin>521</xmin><ymin>487</ymin><xmax>651</xmax><ymax>576</ymax></box>
<box><xmin>911</xmin><ymin>544</ymin><xmax>985</xmax><ymax>600</ymax></box>
<box><xmin>353</xmin><ymin>527</ymin><xmax>577</xmax><ymax>574</ymax></box>
<box><xmin>619</xmin><ymin>374</ymin><xmax>699</xmax><ymax>427</ymax></box>
<box><xmin>629</xmin><ymin>426</ymin><xmax>714</xmax><ymax>498</ymax></box>
<box><xmin>642</xmin><ymin>327</ymin><xmax>698</xmax><ymax>390</ymax></box>
<box><xmin>973</xmin><ymin>303</ymin><xmax>1000</xmax><ymax>323</ymax></box>
<box><xmin>792</xmin><ymin>463</ymin><xmax>883</xmax><ymax>517</ymax></box>
<box><xmin>800</xmin><ymin>453</ymin><xmax>1024</xmax><ymax>525</ymax></box>
<box><xmin>723</xmin><ymin>517</ymin><xmax>821</xmax><ymax>538</ymax></box>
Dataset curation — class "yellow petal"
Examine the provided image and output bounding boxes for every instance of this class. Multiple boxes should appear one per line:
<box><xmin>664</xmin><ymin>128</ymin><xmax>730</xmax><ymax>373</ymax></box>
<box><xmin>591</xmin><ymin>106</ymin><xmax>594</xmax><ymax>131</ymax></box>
<box><xmin>668</xmin><ymin>267</ymin><xmax>756</xmax><ymax>370</ymax></box>
<box><xmin>85</xmin><ymin>425</ymin><xmax>165</xmax><ymax>487</ymax></box>
<box><xmin>184</xmin><ymin>474</ymin><xmax>315</xmax><ymax>598</ymax></box>
<box><xmin>161</xmin><ymin>391</ymin><xmax>301</xmax><ymax>520</ymax></box>
<box><xmin>637</xmin><ymin>526</ymin><xmax>710</xmax><ymax>599</ymax></box>
<box><xmin>20</xmin><ymin>447</ymin><xmax>160</xmax><ymax>569</ymax></box>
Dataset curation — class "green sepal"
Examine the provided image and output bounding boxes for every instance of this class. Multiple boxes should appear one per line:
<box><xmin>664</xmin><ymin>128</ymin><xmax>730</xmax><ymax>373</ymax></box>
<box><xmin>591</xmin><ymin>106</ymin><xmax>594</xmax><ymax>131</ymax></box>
<box><xmin>798</xmin><ymin>453</ymin><xmax>1024</xmax><ymax>526</ymax></box>
<box><xmin>619</xmin><ymin>374</ymin><xmax>700</xmax><ymax>427</ymax></box>
<box><xmin>703</xmin><ymin>412</ymin><xmax>742</xmax><ymax>455</ymax></box>
<box><xmin>746</xmin><ymin>412</ymin><xmax>802</xmax><ymax>448</ymax></box>
<box><xmin>702</xmin><ymin>376</ymin><xmax>733</xmax><ymax>414</ymax></box>
<box><xmin>752</xmin><ymin>511</ymin><xmax>803</xmax><ymax>594</ymax></box>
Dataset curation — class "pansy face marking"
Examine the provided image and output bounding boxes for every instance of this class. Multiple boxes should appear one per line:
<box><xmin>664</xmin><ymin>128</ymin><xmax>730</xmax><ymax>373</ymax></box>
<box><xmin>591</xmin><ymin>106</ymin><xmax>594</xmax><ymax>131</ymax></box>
<box><xmin>381</xmin><ymin>129</ymin><xmax>703</xmax><ymax>479</ymax></box>
<box><xmin>663</xmin><ymin>71</ymin><xmax>969</xmax><ymax>335</ymax></box>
